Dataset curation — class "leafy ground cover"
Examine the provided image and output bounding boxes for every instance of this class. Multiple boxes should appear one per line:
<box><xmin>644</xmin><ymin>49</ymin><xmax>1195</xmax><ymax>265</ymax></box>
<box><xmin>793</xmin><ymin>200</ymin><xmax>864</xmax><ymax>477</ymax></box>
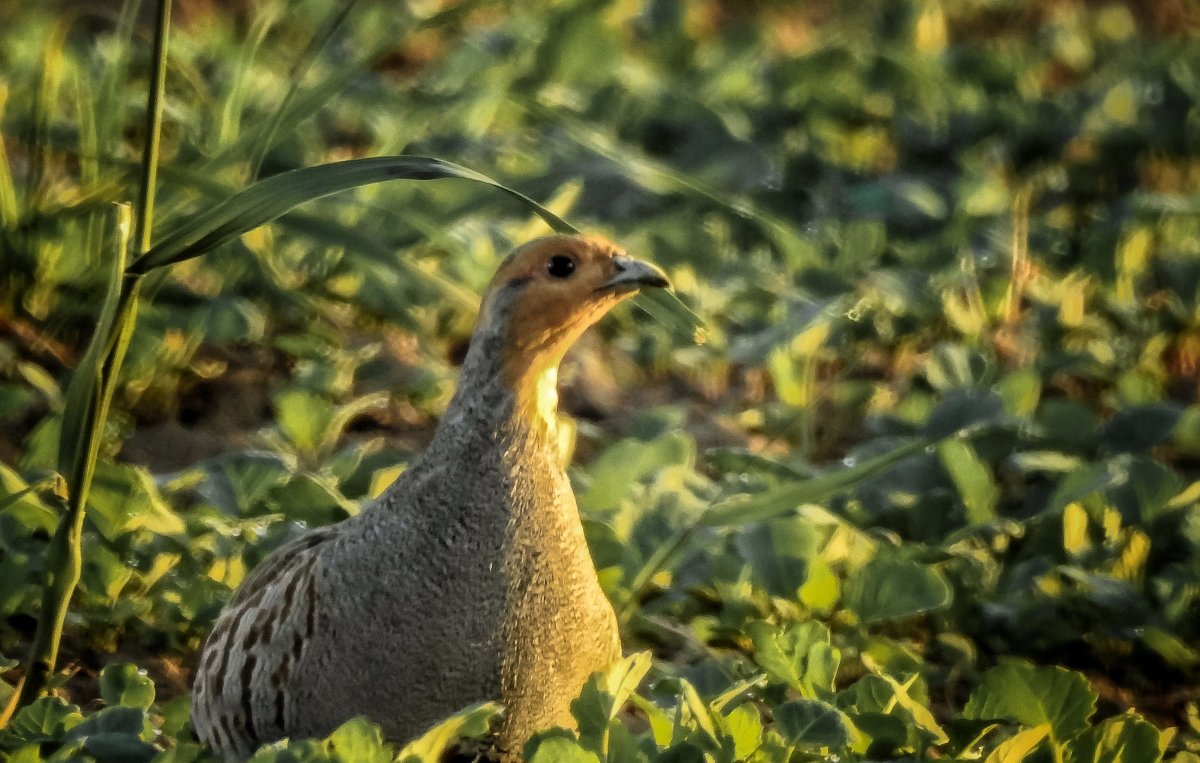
<box><xmin>1</xmin><ymin>0</ymin><xmax>1199</xmax><ymax>760</ymax></box>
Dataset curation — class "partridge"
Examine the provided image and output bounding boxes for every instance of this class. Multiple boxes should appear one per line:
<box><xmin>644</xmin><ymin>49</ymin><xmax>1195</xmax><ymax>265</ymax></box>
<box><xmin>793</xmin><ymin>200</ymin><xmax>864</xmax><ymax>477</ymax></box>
<box><xmin>191</xmin><ymin>234</ymin><xmax>670</xmax><ymax>760</ymax></box>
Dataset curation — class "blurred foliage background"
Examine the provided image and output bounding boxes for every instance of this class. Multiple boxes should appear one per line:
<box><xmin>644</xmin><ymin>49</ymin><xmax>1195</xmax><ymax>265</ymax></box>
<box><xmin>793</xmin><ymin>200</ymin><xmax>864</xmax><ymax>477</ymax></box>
<box><xmin>1</xmin><ymin>0</ymin><xmax>1199</xmax><ymax>760</ymax></box>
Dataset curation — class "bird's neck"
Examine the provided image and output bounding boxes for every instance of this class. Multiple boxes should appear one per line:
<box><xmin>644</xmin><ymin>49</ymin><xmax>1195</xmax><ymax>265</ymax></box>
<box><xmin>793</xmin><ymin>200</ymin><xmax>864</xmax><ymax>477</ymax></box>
<box><xmin>429</xmin><ymin>324</ymin><xmax>562</xmax><ymax>458</ymax></box>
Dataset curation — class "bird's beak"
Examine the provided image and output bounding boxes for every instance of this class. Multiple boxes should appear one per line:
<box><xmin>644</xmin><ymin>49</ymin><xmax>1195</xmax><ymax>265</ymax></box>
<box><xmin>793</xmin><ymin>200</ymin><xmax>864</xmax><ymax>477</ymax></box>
<box><xmin>600</xmin><ymin>256</ymin><xmax>672</xmax><ymax>293</ymax></box>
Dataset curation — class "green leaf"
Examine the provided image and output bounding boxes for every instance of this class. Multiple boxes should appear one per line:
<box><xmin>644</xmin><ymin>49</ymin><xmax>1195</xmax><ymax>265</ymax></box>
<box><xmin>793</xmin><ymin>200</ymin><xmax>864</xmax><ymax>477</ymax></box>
<box><xmin>938</xmin><ymin>439</ymin><xmax>999</xmax><ymax>524</ymax></box>
<box><xmin>735</xmin><ymin>518</ymin><xmax>815</xmax><ymax>598</ymax></box>
<box><xmin>984</xmin><ymin>724</ymin><xmax>1050</xmax><ymax>763</ymax></box>
<box><xmin>1099</xmin><ymin>405</ymin><xmax>1182</xmax><ymax>454</ymax></box>
<box><xmin>800</xmin><ymin>556</ymin><xmax>841</xmax><ymax>612</ymax></box>
<box><xmin>1066</xmin><ymin>714</ymin><xmax>1162</xmax><ymax>763</ymax></box>
<box><xmin>1140</xmin><ymin>626</ymin><xmax>1200</xmax><ymax>669</ymax></box>
<box><xmin>526</xmin><ymin>734</ymin><xmax>601</xmax><ymax>763</ymax></box>
<box><xmin>129</xmin><ymin>156</ymin><xmax>576</xmax><ymax>274</ymax></box>
<box><xmin>858</xmin><ymin>655</ymin><xmax>949</xmax><ymax>745</ymax></box>
<box><xmin>396</xmin><ymin>701</ymin><xmax>500</xmax><ymax>763</ymax></box>
<box><xmin>204</xmin><ymin>452</ymin><xmax>296</xmax><ymax>514</ymax></box>
<box><xmin>248</xmin><ymin>738</ymin><xmax>330</xmax><ymax>761</ymax></box>
<box><xmin>64</xmin><ymin>706</ymin><xmax>157</xmax><ymax>760</ymax></box>
<box><xmin>0</xmin><ymin>696</ymin><xmax>83</xmax><ymax>747</ymax></box>
<box><xmin>572</xmin><ymin>652</ymin><xmax>652</xmax><ymax>753</ymax></box>
<box><xmin>273</xmin><ymin>389</ymin><xmax>335</xmax><ymax>457</ymax></box>
<box><xmin>1047</xmin><ymin>461</ymin><xmax>1128</xmax><ymax>515</ymax></box>
<box><xmin>997</xmin><ymin>368</ymin><xmax>1042</xmax><ymax>417</ymax></box>
<box><xmin>774</xmin><ymin>699</ymin><xmax>853</xmax><ymax>750</ymax></box>
<box><xmin>323</xmin><ymin>393</ymin><xmax>389</xmax><ymax>456</ymax></box>
<box><xmin>675</xmin><ymin>678</ymin><xmax>719</xmax><ymax>746</ymax></box>
<box><xmin>717</xmin><ymin>704</ymin><xmax>763</xmax><ymax>761</ymax></box>
<box><xmin>325</xmin><ymin>716</ymin><xmax>392</xmax><ymax>763</ymax></box>
<box><xmin>0</xmin><ymin>465</ymin><xmax>57</xmax><ymax>534</ymax></box>
<box><xmin>964</xmin><ymin>660</ymin><xmax>1097</xmax><ymax>747</ymax></box>
<box><xmin>81</xmin><ymin>732</ymin><xmax>159</xmax><ymax>762</ymax></box>
<box><xmin>748</xmin><ymin>621</ymin><xmax>840</xmax><ymax>699</ymax></box>
<box><xmin>702</xmin><ymin>438</ymin><xmax>930</xmax><ymax>526</ymax></box>
<box><xmin>844</xmin><ymin>556</ymin><xmax>952</xmax><ymax>624</ymax></box>
<box><xmin>99</xmin><ymin>664</ymin><xmax>155</xmax><ymax>710</ymax></box>
<box><xmin>628</xmin><ymin>694</ymin><xmax>673</xmax><ymax>749</ymax></box>
<box><xmin>268</xmin><ymin>474</ymin><xmax>357</xmax><ymax>525</ymax></box>
<box><xmin>5</xmin><ymin>744</ymin><xmax>45</xmax><ymax>763</ymax></box>
<box><xmin>88</xmin><ymin>461</ymin><xmax>185</xmax><ymax>539</ymax></box>
<box><xmin>850</xmin><ymin>711</ymin><xmax>910</xmax><ymax>753</ymax></box>
<box><xmin>578</xmin><ymin>432</ymin><xmax>695</xmax><ymax>514</ymax></box>
<box><xmin>63</xmin><ymin>706</ymin><xmax>147</xmax><ymax>741</ymax></box>
<box><xmin>632</xmin><ymin>287</ymin><xmax>707</xmax><ymax>347</ymax></box>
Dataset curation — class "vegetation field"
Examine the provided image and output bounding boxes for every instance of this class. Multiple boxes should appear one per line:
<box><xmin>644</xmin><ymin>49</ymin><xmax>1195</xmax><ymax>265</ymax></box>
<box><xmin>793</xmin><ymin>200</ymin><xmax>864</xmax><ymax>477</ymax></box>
<box><xmin>1</xmin><ymin>0</ymin><xmax>1199</xmax><ymax>760</ymax></box>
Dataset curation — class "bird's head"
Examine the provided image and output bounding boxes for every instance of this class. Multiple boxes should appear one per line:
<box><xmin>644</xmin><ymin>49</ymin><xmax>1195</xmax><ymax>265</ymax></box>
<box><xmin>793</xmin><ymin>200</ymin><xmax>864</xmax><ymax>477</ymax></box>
<box><xmin>472</xmin><ymin>234</ymin><xmax>670</xmax><ymax>416</ymax></box>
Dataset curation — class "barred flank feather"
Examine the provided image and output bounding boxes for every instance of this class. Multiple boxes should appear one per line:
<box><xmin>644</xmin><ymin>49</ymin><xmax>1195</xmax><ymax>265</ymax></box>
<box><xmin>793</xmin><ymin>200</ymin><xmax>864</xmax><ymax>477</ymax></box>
<box><xmin>192</xmin><ymin>527</ymin><xmax>337</xmax><ymax>758</ymax></box>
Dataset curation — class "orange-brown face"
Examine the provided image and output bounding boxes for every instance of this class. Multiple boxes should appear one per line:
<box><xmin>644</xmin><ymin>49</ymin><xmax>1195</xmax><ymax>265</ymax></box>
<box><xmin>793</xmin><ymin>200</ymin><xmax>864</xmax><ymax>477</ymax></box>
<box><xmin>479</xmin><ymin>234</ymin><xmax>670</xmax><ymax>386</ymax></box>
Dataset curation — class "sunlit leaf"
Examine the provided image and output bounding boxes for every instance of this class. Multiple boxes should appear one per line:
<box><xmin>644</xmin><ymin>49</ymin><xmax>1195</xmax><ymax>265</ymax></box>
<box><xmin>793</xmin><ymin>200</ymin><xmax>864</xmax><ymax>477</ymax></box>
<box><xmin>325</xmin><ymin>716</ymin><xmax>392</xmax><ymax>763</ymax></box>
<box><xmin>1066</xmin><ymin>714</ymin><xmax>1162</xmax><ymax>763</ymax></box>
<box><xmin>984</xmin><ymin>723</ymin><xmax>1050</xmax><ymax>763</ymax></box>
<box><xmin>396</xmin><ymin>702</ymin><xmax>500</xmax><ymax>763</ymax></box>
<box><xmin>964</xmin><ymin>661</ymin><xmax>1097</xmax><ymax>747</ymax></box>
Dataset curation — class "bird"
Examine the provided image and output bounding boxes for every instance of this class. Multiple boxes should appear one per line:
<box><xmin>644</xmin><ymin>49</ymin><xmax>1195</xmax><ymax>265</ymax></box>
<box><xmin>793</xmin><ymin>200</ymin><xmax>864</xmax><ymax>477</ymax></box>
<box><xmin>190</xmin><ymin>234</ymin><xmax>671</xmax><ymax>760</ymax></box>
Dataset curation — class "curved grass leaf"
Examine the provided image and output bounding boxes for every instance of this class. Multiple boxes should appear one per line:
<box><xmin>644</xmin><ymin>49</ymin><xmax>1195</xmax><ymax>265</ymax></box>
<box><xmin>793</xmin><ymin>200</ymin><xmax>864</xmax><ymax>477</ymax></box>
<box><xmin>128</xmin><ymin>156</ymin><xmax>578</xmax><ymax>274</ymax></box>
<box><xmin>701</xmin><ymin>438</ymin><xmax>930</xmax><ymax>527</ymax></box>
<box><xmin>633</xmin><ymin>287</ymin><xmax>707</xmax><ymax>346</ymax></box>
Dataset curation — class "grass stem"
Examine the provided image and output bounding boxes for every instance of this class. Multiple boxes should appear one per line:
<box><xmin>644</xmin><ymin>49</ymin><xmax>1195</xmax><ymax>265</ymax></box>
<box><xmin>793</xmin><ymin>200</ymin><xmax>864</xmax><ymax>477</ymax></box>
<box><xmin>10</xmin><ymin>0</ymin><xmax>170</xmax><ymax>712</ymax></box>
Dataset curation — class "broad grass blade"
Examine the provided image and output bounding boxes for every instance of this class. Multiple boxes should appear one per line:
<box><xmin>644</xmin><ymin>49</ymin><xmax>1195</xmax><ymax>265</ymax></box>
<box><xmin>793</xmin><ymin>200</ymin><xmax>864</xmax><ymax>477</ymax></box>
<box><xmin>56</xmin><ymin>205</ymin><xmax>132</xmax><ymax>483</ymax></box>
<box><xmin>129</xmin><ymin>156</ymin><xmax>577</xmax><ymax>274</ymax></box>
<box><xmin>633</xmin><ymin>288</ymin><xmax>707</xmax><ymax>344</ymax></box>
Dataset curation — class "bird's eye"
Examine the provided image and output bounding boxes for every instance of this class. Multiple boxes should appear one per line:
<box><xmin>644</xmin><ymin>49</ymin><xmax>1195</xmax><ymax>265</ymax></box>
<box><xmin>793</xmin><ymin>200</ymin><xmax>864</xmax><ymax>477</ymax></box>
<box><xmin>546</xmin><ymin>254</ymin><xmax>576</xmax><ymax>279</ymax></box>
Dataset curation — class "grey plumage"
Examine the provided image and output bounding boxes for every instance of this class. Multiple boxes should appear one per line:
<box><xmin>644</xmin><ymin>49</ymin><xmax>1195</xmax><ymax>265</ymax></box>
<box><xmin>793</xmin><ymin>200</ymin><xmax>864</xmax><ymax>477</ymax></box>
<box><xmin>191</xmin><ymin>235</ymin><xmax>668</xmax><ymax>760</ymax></box>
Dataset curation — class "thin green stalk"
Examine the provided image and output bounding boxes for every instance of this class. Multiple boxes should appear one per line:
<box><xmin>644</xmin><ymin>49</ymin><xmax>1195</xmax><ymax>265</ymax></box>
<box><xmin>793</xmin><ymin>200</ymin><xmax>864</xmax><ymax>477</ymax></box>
<box><xmin>13</xmin><ymin>0</ymin><xmax>170</xmax><ymax>710</ymax></box>
<box><xmin>133</xmin><ymin>0</ymin><xmax>171</xmax><ymax>257</ymax></box>
<box><xmin>1002</xmin><ymin>180</ymin><xmax>1032</xmax><ymax>328</ymax></box>
<box><xmin>15</xmin><ymin>214</ymin><xmax>138</xmax><ymax>707</ymax></box>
